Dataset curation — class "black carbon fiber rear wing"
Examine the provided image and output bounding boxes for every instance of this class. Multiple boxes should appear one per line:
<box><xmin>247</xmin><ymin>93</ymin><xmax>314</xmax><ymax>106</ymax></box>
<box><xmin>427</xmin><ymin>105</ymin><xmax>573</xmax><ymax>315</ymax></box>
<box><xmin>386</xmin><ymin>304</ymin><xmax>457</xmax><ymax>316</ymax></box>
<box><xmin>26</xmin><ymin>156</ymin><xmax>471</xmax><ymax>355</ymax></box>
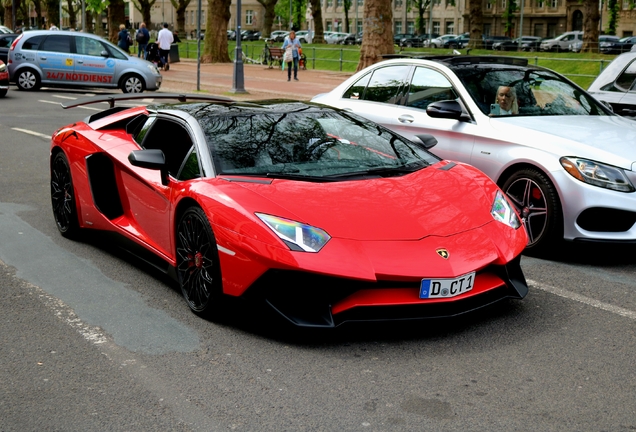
<box><xmin>61</xmin><ymin>93</ymin><xmax>235</xmax><ymax>109</ymax></box>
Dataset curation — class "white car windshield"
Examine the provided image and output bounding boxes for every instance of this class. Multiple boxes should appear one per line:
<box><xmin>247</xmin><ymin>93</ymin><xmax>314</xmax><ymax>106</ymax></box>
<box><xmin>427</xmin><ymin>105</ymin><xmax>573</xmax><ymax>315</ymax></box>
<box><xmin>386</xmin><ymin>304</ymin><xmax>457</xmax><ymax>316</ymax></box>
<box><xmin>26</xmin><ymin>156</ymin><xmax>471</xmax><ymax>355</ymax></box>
<box><xmin>454</xmin><ymin>67</ymin><xmax>609</xmax><ymax>117</ymax></box>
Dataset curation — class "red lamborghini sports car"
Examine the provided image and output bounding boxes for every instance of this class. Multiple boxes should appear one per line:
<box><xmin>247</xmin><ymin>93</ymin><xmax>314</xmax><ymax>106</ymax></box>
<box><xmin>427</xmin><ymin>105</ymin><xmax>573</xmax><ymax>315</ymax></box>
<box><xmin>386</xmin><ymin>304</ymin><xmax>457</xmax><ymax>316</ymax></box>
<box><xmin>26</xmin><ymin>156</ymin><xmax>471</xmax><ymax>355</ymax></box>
<box><xmin>51</xmin><ymin>94</ymin><xmax>528</xmax><ymax>327</ymax></box>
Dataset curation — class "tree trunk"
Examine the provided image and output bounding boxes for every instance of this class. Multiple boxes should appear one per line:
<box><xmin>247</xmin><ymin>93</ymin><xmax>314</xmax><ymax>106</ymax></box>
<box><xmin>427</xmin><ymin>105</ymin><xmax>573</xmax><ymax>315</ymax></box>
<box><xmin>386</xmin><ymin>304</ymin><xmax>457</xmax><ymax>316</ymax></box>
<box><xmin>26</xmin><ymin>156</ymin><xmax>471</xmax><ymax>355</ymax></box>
<box><xmin>3</xmin><ymin>1</ymin><xmax>12</xmax><ymax>29</ymax></box>
<box><xmin>357</xmin><ymin>0</ymin><xmax>393</xmax><ymax>71</ymax></box>
<box><xmin>309</xmin><ymin>0</ymin><xmax>324</xmax><ymax>43</ymax></box>
<box><xmin>581</xmin><ymin>0</ymin><xmax>600</xmax><ymax>52</ymax></box>
<box><xmin>169</xmin><ymin>0</ymin><xmax>190</xmax><ymax>35</ymax></box>
<box><xmin>132</xmin><ymin>0</ymin><xmax>155</xmax><ymax>29</ymax></box>
<box><xmin>201</xmin><ymin>0</ymin><xmax>231</xmax><ymax>63</ymax></box>
<box><xmin>466</xmin><ymin>0</ymin><xmax>483</xmax><ymax>49</ymax></box>
<box><xmin>256</xmin><ymin>0</ymin><xmax>277</xmax><ymax>37</ymax></box>
<box><xmin>45</xmin><ymin>0</ymin><xmax>59</xmax><ymax>28</ymax></box>
<box><xmin>108</xmin><ymin>0</ymin><xmax>126</xmax><ymax>43</ymax></box>
<box><xmin>66</xmin><ymin>0</ymin><xmax>77</xmax><ymax>29</ymax></box>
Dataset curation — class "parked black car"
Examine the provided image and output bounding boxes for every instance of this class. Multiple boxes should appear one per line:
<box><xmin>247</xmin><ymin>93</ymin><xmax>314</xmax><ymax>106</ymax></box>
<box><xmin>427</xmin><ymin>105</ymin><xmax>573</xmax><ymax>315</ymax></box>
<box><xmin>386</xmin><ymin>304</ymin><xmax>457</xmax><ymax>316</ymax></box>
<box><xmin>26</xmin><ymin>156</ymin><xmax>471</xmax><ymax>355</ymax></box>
<box><xmin>482</xmin><ymin>35</ymin><xmax>511</xmax><ymax>49</ymax></box>
<box><xmin>399</xmin><ymin>33</ymin><xmax>439</xmax><ymax>48</ymax></box>
<box><xmin>241</xmin><ymin>30</ymin><xmax>261</xmax><ymax>41</ymax></box>
<box><xmin>442</xmin><ymin>33</ymin><xmax>470</xmax><ymax>49</ymax></box>
<box><xmin>341</xmin><ymin>32</ymin><xmax>359</xmax><ymax>45</ymax></box>
<box><xmin>493</xmin><ymin>36</ymin><xmax>542</xmax><ymax>51</ymax></box>
<box><xmin>394</xmin><ymin>33</ymin><xmax>414</xmax><ymax>45</ymax></box>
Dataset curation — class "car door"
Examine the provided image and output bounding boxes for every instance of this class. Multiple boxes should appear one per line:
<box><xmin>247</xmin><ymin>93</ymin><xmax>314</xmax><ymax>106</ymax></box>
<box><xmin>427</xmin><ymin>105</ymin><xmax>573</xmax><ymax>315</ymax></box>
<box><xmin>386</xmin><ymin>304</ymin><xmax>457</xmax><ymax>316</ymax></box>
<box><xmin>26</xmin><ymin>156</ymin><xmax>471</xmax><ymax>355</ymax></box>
<box><xmin>73</xmin><ymin>35</ymin><xmax>116</xmax><ymax>88</ymax></box>
<box><xmin>36</xmin><ymin>34</ymin><xmax>75</xmax><ymax>84</ymax></box>
<box><xmin>331</xmin><ymin>64</ymin><xmax>412</xmax><ymax>130</ymax></box>
<box><xmin>118</xmin><ymin>116</ymin><xmax>200</xmax><ymax>258</ymax></box>
<box><xmin>612</xmin><ymin>58</ymin><xmax>636</xmax><ymax>116</ymax></box>
<box><xmin>388</xmin><ymin>65</ymin><xmax>477</xmax><ymax>164</ymax></box>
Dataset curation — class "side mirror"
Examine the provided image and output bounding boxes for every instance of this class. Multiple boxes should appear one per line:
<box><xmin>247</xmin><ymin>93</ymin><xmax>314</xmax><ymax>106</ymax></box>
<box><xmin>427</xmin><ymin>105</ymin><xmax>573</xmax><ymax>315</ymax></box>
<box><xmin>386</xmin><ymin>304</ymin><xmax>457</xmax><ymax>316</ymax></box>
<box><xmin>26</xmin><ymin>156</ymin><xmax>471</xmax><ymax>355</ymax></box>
<box><xmin>100</xmin><ymin>50</ymin><xmax>109</xmax><ymax>57</ymax></box>
<box><xmin>414</xmin><ymin>134</ymin><xmax>438</xmax><ymax>149</ymax></box>
<box><xmin>128</xmin><ymin>149</ymin><xmax>169</xmax><ymax>185</ymax></box>
<box><xmin>426</xmin><ymin>100</ymin><xmax>464</xmax><ymax>120</ymax></box>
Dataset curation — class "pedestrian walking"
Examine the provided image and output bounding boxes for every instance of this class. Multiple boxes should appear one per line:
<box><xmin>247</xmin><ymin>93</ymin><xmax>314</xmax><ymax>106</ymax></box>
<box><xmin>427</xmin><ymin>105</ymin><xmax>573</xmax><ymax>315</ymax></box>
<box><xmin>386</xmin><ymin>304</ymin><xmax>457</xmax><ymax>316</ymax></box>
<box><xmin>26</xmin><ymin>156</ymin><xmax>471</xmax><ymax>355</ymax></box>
<box><xmin>282</xmin><ymin>31</ymin><xmax>302</xmax><ymax>81</ymax></box>
<box><xmin>157</xmin><ymin>23</ymin><xmax>174</xmax><ymax>71</ymax></box>
<box><xmin>136</xmin><ymin>22</ymin><xmax>150</xmax><ymax>59</ymax></box>
<box><xmin>118</xmin><ymin>24</ymin><xmax>131</xmax><ymax>53</ymax></box>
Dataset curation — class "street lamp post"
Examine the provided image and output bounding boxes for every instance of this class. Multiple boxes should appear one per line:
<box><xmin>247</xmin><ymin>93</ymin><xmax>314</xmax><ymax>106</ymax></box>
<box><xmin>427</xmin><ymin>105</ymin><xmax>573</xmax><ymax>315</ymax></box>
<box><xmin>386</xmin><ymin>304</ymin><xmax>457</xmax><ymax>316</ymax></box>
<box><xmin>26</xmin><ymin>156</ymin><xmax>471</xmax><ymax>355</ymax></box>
<box><xmin>231</xmin><ymin>0</ymin><xmax>247</xmax><ymax>93</ymax></box>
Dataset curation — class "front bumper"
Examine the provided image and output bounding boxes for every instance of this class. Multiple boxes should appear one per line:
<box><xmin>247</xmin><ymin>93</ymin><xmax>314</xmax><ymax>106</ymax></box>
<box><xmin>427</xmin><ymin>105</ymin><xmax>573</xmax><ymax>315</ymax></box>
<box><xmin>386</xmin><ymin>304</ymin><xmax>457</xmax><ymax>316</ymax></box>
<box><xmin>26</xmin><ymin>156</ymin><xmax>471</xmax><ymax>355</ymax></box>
<box><xmin>242</xmin><ymin>256</ymin><xmax>528</xmax><ymax>328</ymax></box>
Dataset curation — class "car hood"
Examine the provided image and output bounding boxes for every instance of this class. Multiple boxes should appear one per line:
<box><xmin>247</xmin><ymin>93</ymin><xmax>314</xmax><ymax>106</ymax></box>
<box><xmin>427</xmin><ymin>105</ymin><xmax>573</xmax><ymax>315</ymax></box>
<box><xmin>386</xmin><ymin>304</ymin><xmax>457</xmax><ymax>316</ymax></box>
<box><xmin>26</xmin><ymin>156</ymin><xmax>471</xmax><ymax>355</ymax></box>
<box><xmin>231</xmin><ymin>163</ymin><xmax>499</xmax><ymax>241</ymax></box>
<box><xmin>489</xmin><ymin>115</ymin><xmax>636</xmax><ymax>168</ymax></box>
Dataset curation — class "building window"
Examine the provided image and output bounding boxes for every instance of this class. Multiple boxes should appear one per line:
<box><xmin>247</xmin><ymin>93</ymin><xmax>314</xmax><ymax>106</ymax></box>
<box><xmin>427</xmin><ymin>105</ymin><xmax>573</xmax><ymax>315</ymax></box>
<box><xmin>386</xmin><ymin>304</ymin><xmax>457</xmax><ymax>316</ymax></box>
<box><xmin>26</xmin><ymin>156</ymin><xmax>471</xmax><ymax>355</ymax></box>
<box><xmin>623</xmin><ymin>0</ymin><xmax>629</xmax><ymax>8</ymax></box>
<box><xmin>433</xmin><ymin>21</ymin><xmax>440</xmax><ymax>34</ymax></box>
<box><xmin>502</xmin><ymin>0</ymin><xmax>506</xmax><ymax>8</ymax></box>
<box><xmin>446</xmin><ymin>21</ymin><xmax>454</xmax><ymax>34</ymax></box>
<box><xmin>395</xmin><ymin>21</ymin><xmax>402</xmax><ymax>34</ymax></box>
<box><xmin>534</xmin><ymin>23</ymin><xmax>543</xmax><ymax>37</ymax></box>
<box><xmin>486</xmin><ymin>0</ymin><xmax>492</xmax><ymax>10</ymax></box>
<box><xmin>246</xmin><ymin>10</ymin><xmax>253</xmax><ymax>25</ymax></box>
<box><xmin>550</xmin><ymin>0</ymin><xmax>557</xmax><ymax>7</ymax></box>
<box><xmin>337</xmin><ymin>0</ymin><xmax>343</xmax><ymax>6</ymax></box>
<box><xmin>357</xmin><ymin>20</ymin><xmax>363</xmax><ymax>33</ymax></box>
<box><xmin>407</xmin><ymin>21</ymin><xmax>415</xmax><ymax>33</ymax></box>
<box><xmin>395</xmin><ymin>0</ymin><xmax>403</xmax><ymax>7</ymax></box>
<box><xmin>483</xmin><ymin>23</ymin><xmax>491</xmax><ymax>36</ymax></box>
<box><xmin>536</xmin><ymin>0</ymin><xmax>544</xmax><ymax>8</ymax></box>
<box><xmin>327</xmin><ymin>0</ymin><xmax>333</xmax><ymax>8</ymax></box>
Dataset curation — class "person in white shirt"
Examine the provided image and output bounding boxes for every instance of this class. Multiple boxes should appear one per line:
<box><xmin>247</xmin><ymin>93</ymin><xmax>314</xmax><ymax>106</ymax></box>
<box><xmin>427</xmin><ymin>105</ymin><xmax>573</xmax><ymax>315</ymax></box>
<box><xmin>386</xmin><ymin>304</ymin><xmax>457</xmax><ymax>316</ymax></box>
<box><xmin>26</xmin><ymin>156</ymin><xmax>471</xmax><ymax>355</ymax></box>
<box><xmin>157</xmin><ymin>23</ymin><xmax>174</xmax><ymax>71</ymax></box>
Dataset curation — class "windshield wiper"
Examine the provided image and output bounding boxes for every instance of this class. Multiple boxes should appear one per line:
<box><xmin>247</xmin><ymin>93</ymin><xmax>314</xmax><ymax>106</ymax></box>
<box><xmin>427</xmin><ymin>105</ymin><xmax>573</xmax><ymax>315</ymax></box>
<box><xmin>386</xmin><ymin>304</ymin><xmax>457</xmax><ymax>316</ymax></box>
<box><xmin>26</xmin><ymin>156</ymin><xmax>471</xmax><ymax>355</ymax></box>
<box><xmin>326</xmin><ymin>162</ymin><xmax>427</xmax><ymax>179</ymax></box>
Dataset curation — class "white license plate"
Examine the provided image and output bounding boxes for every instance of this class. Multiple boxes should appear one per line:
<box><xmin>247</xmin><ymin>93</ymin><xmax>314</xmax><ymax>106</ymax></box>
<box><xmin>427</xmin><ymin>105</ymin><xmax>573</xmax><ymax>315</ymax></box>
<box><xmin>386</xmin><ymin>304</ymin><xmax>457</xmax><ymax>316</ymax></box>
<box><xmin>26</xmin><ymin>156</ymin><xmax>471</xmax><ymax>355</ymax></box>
<box><xmin>419</xmin><ymin>272</ymin><xmax>475</xmax><ymax>299</ymax></box>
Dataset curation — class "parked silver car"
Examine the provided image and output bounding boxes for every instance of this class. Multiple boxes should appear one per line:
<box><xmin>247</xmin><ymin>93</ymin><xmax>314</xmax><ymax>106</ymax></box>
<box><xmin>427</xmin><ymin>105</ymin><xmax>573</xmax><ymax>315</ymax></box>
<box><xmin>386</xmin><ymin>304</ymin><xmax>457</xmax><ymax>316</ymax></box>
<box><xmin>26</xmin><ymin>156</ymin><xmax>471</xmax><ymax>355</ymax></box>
<box><xmin>540</xmin><ymin>31</ymin><xmax>583</xmax><ymax>52</ymax></box>
<box><xmin>8</xmin><ymin>30</ymin><xmax>162</xmax><ymax>93</ymax></box>
<box><xmin>588</xmin><ymin>51</ymin><xmax>636</xmax><ymax>118</ymax></box>
<box><xmin>312</xmin><ymin>56</ymin><xmax>636</xmax><ymax>253</ymax></box>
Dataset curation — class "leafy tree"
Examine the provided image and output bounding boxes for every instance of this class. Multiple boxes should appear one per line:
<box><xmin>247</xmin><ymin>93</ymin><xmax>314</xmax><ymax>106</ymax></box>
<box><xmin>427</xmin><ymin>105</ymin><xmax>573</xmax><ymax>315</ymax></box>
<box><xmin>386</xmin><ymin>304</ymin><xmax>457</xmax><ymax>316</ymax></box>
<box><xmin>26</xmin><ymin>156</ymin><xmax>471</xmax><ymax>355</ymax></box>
<box><xmin>44</xmin><ymin>0</ymin><xmax>60</xmax><ymax>28</ymax></box>
<box><xmin>502</xmin><ymin>0</ymin><xmax>517</xmax><ymax>36</ymax></box>
<box><xmin>606</xmin><ymin>0</ymin><xmax>619</xmax><ymax>35</ymax></box>
<box><xmin>274</xmin><ymin>0</ymin><xmax>306</xmax><ymax>30</ymax></box>
<box><xmin>357</xmin><ymin>0</ymin><xmax>393</xmax><ymax>71</ymax></box>
<box><xmin>86</xmin><ymin>0</ymin><xmax>109</xmax><ymax>35</ymax></box>
<box><xmin>130</xmin><ymin>0</ymin><xmax>156</xmax><ymax>28</ymax></box>
<box><xmin>201</xmin><ymin>0</ymin><xmax>231</xmax><ymax>62</ymax></box>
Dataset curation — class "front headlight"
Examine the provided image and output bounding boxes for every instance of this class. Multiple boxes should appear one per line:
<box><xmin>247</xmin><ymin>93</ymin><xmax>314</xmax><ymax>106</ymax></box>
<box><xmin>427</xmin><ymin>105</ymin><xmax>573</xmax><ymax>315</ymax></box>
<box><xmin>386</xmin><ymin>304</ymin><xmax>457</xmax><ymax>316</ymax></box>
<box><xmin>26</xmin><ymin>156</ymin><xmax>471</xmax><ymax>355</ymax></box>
<box><xmin>147</xmin><ymin>63</ymin><xmax>160</xmax><ymax>75</ymax></box>
<box><xmin>491</xmin><ymin>190</ymin><xmax>522</xmax><ymax>229</ymax></box>
<box><xmin>0</xmin><ymin>62</ymin><xmax>5</xmax><ymax>73</ymax></box>
<box><xmin>560</xmin><ymin>157</ymin><xmax>635</xmax><ymax>192</ymax></box>
<box><xmin>256</xmin><ymin>213</ymin><xmax>331</xmax><ymax>252</ymax></box>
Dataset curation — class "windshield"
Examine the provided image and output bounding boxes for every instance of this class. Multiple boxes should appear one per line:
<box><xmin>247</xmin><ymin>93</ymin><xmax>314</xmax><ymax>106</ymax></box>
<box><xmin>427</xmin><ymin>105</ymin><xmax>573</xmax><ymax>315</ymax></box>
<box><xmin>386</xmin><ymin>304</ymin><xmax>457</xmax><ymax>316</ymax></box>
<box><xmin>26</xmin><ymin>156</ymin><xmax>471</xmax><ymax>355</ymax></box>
<box><xmin>454</xmin><ymin>67</ymin><xmax>609</xmax><ymax>117</ymax></box>
<box><xmin>200</xmin><ymin>109</ymin><xmax>439</xmax><ymax>180</ymax></box>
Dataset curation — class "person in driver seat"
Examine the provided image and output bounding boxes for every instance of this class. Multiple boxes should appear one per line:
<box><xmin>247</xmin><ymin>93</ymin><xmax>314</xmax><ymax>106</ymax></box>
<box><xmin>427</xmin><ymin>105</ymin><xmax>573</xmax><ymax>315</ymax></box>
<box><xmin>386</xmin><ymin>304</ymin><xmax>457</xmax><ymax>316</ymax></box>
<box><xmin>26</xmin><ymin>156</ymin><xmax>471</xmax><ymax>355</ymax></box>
<box><xmin>491</xmin><ymin>85</ymin><xmax>519</xmax><ymax>115</ymax></box>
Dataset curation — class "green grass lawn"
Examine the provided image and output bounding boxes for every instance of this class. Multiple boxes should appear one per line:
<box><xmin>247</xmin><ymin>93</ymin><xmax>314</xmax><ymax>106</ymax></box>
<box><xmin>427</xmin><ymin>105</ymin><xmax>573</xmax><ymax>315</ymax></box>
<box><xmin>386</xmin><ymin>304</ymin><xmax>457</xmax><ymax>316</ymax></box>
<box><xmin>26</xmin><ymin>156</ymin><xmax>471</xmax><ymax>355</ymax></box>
<box><xmin>176</xmin><ymin>41</ymin><xmax>617</xmax><ymax>89</ymax></box>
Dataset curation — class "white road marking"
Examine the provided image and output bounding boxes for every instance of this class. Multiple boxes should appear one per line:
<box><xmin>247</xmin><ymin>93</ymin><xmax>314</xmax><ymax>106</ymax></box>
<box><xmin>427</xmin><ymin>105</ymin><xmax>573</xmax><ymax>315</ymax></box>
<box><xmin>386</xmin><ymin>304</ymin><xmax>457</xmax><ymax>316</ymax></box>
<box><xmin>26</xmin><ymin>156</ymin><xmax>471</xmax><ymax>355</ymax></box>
<box><xmin>39</xmin><ymin>99</ymin><xmax>61</xmax><ymax>105</ymax></box>
<box><xmin>52</xmin><ymin>95</ymin><xmax>77</xmax><ymax>100</ymax></box>
<box><xmin>77</xmin><ymin>105</ymin><xmax>101</xmax><ymax>111</ymax></box>
<box><xmin>11</xmin><ymin>128</ymin><xmax>50</xmax><ymax>139</ymax></box>
<box><xmin>528</xmin><ymin>278</ymin><xmax>636</xmax><ymax>320</ymax></box>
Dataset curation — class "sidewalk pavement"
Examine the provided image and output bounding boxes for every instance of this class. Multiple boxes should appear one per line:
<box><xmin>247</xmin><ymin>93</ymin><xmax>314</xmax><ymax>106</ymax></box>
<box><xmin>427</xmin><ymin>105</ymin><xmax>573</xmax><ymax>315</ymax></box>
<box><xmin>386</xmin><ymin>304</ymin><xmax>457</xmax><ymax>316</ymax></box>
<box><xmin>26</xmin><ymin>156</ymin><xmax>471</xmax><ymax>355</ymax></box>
<box><xmin>158</xmin><ymin>58</ymin><xmax>354</xmax><ymax>101</ymax></box>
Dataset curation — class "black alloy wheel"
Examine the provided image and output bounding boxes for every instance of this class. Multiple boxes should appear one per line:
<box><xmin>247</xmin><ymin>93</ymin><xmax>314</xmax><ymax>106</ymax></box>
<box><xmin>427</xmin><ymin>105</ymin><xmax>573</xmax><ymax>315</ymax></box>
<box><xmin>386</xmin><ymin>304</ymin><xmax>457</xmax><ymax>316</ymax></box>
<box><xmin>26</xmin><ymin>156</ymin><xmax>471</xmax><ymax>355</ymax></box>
<box><xmin>176</xmin><ymin>207</ymin><xmax>223</xmax><ymax>318</ymax></box>
<box><xmin>501</xmin><ymin>168</ymin><xmax>562</xmax><ymax>253</ymax></box>
<box><xmin>50</xmin><ymin>152</ymin><xmax>80</xmax><ymax>238</ymax></box>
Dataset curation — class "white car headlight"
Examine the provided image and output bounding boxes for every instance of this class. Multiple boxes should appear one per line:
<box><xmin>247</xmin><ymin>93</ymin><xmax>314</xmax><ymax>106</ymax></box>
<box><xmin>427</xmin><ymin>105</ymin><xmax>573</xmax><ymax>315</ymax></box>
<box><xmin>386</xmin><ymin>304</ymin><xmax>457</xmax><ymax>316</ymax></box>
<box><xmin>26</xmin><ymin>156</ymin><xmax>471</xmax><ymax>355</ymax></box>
<box><xmin>0</xmin><ymin>62</ymin><xmax>5</xmax><ymax>73</ymax></box>
<box><xmin>256</xmin><ymin>213</ymin><xmax>331</xmax><ymax>252</ymax></box>
<box><xmin>147</xmin><ymin>63</ymin><xmax>160</xmax><ymax>75</ymax></box>
<box><xmin>560</xmin><ymin>157</ymin><xmax>635</xmax><ymax>192</ymax></box>
<box><xmin>491</xmin><ymin>190</ymin><xmax>522</xmax><ymax>229</ymax></box>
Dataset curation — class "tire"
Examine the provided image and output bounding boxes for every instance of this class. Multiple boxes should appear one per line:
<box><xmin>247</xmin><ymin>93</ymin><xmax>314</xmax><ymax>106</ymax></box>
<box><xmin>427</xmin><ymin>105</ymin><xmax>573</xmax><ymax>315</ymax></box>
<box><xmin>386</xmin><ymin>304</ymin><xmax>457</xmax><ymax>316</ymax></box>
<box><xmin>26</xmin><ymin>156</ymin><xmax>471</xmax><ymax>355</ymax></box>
<box><xmin>0</xmin><ymin>89</ymin><xmax>6</xmax><ymax>97</ymax></box>
<box><xmin>16</xmin><ymin>68</ymin><xmax>40</xmax><ymax>91</ymax></box>
<box><xmin>501</xmin><ymin>168</ymin><xmax>563</xmax><ymax>254</ymax></box>
<box><xmin>50</xmin><ymin>152</ymin><xmax>80</xmax><ymax>238</ymax></box>
<box><xmin>120</xmin><ymin>73</ymin><xmax>145</xmax><ymax>93</ymax></box>
<box><xmin>176</xmin><ymin>207</ymin><xmax>224</xmax><ymax>318</ymax></box>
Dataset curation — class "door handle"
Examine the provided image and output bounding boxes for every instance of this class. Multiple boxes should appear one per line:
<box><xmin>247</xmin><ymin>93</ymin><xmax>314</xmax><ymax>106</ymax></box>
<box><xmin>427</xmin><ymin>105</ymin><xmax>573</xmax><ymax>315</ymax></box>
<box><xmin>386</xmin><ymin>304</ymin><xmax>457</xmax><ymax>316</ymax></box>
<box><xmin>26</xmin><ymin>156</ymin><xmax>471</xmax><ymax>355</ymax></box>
<box><xmin>77</xmin><ymin>60</ymin><xmax>84</xmax><ymax>64</ymax></box>
<box><xmin>398</xmin><ymin>114</ymin><xmax>414</xmax><ymax>124</ymax></box>
<box><xmin>40</xmin><ymin>56</ymin><xmax>47</xmax><ymax>61</ymax></box>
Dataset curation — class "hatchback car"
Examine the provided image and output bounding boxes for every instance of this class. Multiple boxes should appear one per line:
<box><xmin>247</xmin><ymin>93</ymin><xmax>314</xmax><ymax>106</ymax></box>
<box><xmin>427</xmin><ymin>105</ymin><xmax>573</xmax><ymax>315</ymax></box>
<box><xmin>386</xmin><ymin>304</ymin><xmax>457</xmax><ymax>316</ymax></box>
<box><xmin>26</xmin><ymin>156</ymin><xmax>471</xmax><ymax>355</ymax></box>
<box><xmin>430</xmin><ymin>34</ymin><xmax>458</xmax><ymax>48</ymax></box>
<box><xmin>268</xmin><ymin>30</ymin><xmax>289</xmax><ymax>42</ymax></box>
<box><xmin>312</xmin><ymin>56</ymin><xmax>636</xmax><ymax>253</ymax></box>
<box><xmin>8</xmin><ymin>30</ymin><xmax>162</xmax><ymax>93</ymax></box>
<box><xmin>493</xmin><ymin>36</ymin><xmax>542</xmax><ymax>51</ymax></box>
<box><xmin>588</xmin><ymin>51</ymin><xmax>636</xmax><ymax>118</ymax></box>
<box><xmin>51</xmin><ymin>94</ymin><xmax>528</xmax><ymax>327</ymax></box>
<box><xmin>540</xmin><ymin>31</ymin><xmax>583</xmax><ymax>52</ymax></box>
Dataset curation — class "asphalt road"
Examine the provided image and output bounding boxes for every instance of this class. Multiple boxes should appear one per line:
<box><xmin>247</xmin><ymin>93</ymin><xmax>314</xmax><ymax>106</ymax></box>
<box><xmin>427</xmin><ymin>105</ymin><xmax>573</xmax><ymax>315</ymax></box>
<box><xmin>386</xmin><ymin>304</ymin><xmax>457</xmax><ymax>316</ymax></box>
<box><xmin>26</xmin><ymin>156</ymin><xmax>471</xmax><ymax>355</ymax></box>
<box><xmin>1</xmin><ymin>88</ymin><xmax>635</xmax><ymax>431</ymax></box>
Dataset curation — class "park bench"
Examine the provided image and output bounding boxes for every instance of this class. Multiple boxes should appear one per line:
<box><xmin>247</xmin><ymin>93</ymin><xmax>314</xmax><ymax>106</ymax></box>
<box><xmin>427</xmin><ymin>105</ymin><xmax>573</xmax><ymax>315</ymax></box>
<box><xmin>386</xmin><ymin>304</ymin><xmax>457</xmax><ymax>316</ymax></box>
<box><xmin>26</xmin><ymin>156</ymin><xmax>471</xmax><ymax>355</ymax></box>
<box><xmin>266</xmin><ymin>46</ymin><xmax>285</xmax><ymax>69</ymax></box>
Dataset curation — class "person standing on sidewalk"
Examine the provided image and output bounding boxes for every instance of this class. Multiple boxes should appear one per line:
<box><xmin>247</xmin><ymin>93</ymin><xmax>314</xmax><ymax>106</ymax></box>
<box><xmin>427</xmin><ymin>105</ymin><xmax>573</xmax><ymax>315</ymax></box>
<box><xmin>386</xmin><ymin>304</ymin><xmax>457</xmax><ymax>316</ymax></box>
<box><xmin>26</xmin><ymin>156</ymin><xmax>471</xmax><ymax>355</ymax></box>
<box><xmin>118</xmin><ymin>24</ymin><xmax>131</xmax><ymax>53</ymax></box>
<box><xmin>282</xmin><ymin>31</ymin><xmax>302</xmax><ymax>81</ymax></box>
<box><xmin>157</xmin><ymin>23</ymin><xmax>174</xmax><ymax>71</ymax></box>
<box><xmin>136</xmin><ymin>22</ymin><xmax>150</xmax><ymax>59</ymax></box>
